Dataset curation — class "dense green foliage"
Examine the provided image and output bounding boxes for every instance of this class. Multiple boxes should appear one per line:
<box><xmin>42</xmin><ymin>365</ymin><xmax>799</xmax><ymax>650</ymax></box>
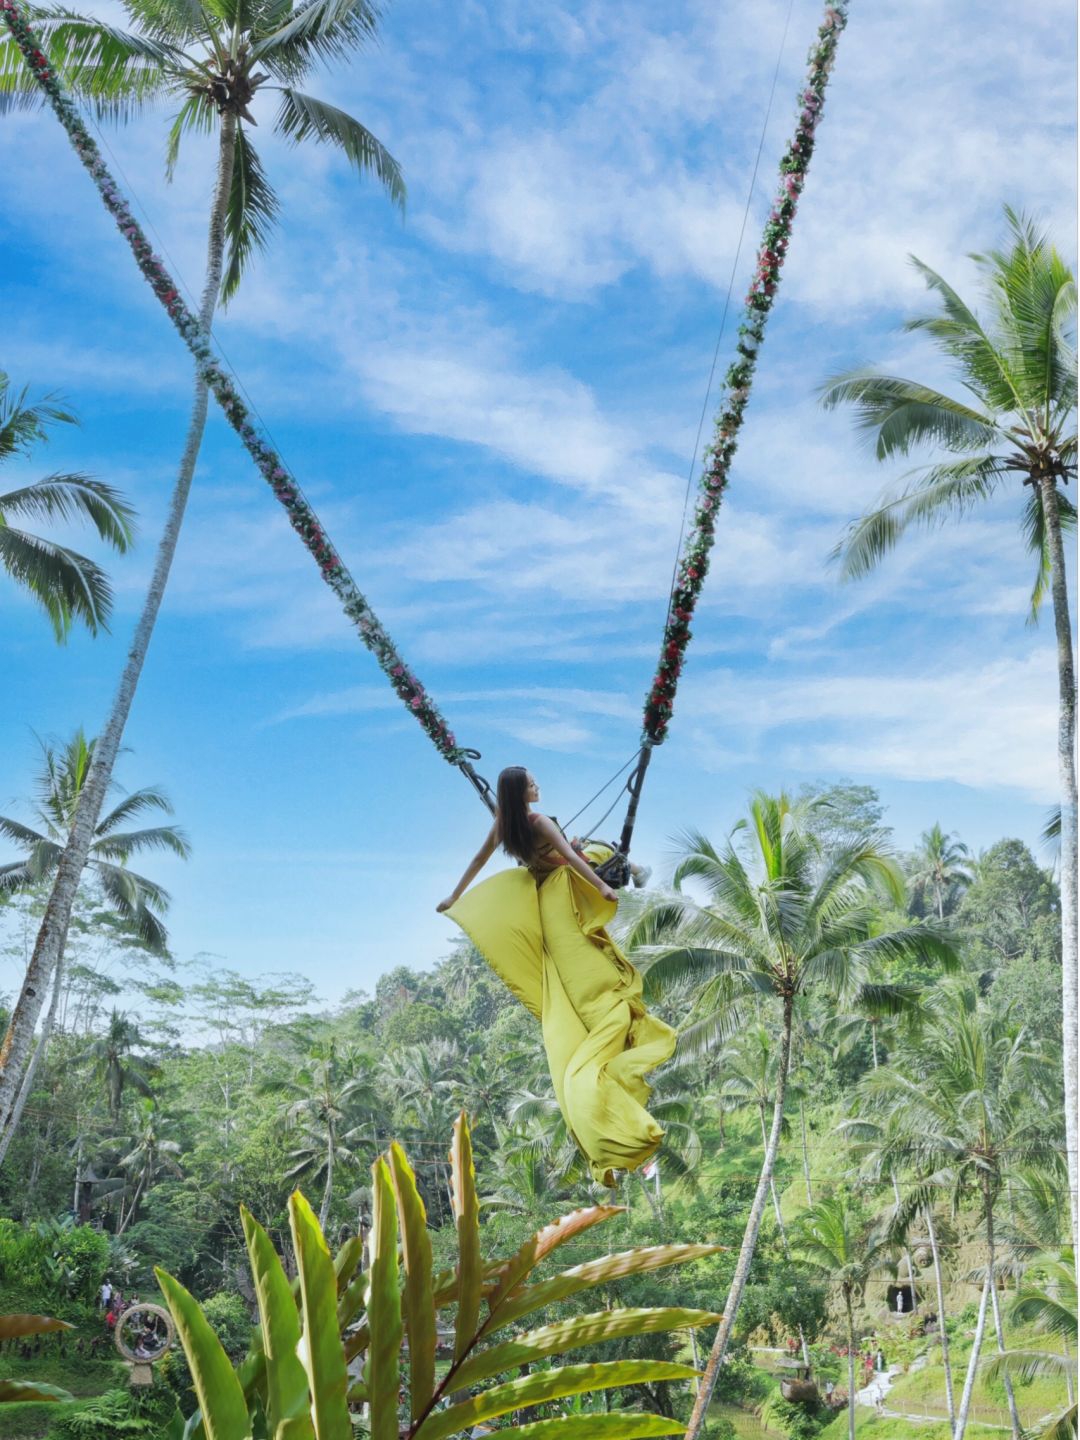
<box><xmin>0</xmin><ymin>785</ymin><xmax>1071</xmax><ymax>1439</ymax></box>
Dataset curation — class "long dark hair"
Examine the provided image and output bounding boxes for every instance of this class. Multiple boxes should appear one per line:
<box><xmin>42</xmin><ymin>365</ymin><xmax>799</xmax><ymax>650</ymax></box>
<box><xmin>496</xmin><ymin>766</ymin><xmax>536</xmax><ymax>864</ymax></box>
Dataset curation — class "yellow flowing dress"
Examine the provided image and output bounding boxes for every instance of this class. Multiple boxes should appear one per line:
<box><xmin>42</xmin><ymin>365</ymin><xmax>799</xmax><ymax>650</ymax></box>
<box><xmin>448</xmin><ymin>845</ymin><xmax>676</xmax><ymax>1186</ymax></box>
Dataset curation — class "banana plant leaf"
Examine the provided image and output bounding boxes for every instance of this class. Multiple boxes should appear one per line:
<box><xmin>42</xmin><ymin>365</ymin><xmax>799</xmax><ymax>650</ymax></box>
<box><xmin>413</xmin><ymin>1360</ymin><xmax>700</xmax><ymax>1440</ymax></box>
<box><xmin>0</xmin><ymin>1315</ymin><xmax>72</xmax><ymax>1340</ymax></box>
<box><xmin>451</xmin><ymin>1307</ymin><xmax>721</xmax><ymax>1390</ymax></box>
<box><xmin>389</xmin><ymin>1141</ymin><xmax>436</xmax><ymax>1422</ymax></box>
<box><xmin>241</xmin><ymin>1204</ymin><xmax>314</xmax><ymax>1440</ymax></box>
<box><xmin>156</xmin><ymin>1269</ymin><xmax>250</xmax><ymax>1440</ymax></box>
<box><xmin>290</xmin><ymin>1190</ymin><xmax>352</xmax><ymax>1440</ymax></box>
<box><xmin>0</xmin><ymin>1379</ymin><xmax>73</xmax><ymax>1403</ymax></box>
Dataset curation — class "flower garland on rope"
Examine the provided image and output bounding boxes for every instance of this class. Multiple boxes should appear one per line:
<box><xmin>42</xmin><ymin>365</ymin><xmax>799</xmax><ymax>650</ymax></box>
<box><xmin>0</xmin><ymin>0</ymin><xmax>463</xmax><ymax>764</ymax></box>
<box><xmin>642</xmin><ymin>0</ymin><xmax>849</xmax><ymax>747</ymax></box>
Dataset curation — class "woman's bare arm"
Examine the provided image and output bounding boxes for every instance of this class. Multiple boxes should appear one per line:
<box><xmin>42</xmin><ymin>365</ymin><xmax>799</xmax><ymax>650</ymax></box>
<box><xmin>436</xmin><ymin>824</ymin><xmax>499</xmax><ymax>912</ymax></box>
<box><xmin>531</xmin><ymin>814</ymin><xmax>617</xmax><ymax>903</ymax></box>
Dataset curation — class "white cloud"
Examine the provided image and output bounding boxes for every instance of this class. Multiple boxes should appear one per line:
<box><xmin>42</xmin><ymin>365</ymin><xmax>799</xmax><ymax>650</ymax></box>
<box><xmin>684</xmin><ymin>649</ymin><xmax>1059</xmax><ymax>799</ymax></box>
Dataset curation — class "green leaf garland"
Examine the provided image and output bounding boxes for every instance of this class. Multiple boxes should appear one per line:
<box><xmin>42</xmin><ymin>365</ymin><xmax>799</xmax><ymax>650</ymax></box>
<box><xmin>0</xmin><ymin>0</ymin><xmax>463</xmax><ymax>764</ymax></box>
<box><xmin>642</xmin><ymin>1</ymin><xmax>850</xmax><ymax>746</ymax></box>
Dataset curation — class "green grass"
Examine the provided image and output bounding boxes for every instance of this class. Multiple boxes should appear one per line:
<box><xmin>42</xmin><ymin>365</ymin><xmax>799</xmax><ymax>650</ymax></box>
<box><xmin>0</xmin><ymin>1399</ymin><xmax>95</xmax><ymax>1440</ymax></box>
<box><xmin>709</xmin><ymin>1403</ymin><xmax>784</xmax><ymax>1439</ymax></box>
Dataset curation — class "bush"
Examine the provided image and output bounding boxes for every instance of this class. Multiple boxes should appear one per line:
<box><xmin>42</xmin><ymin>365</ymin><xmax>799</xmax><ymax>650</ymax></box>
<box><xmin>0</xmin><ymin>1221</ymin><xmax>108</xmax><ymax>1308</ymax></box>
<box><xmin>157</xmin><ymin>1290</ymin><xmax>251</xmax><ymax>1409</ymax></box>
<box><xmin>49</xmin><ymin>1386</ymin><xmax>179</xmax><ymax>1439</ymax></box>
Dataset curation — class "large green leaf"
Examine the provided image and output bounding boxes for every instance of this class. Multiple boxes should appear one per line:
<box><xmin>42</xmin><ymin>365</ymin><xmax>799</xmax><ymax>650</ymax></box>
<box><xmin>481</xmin><ymin>1206</ymin><xmax>623</xmax><ymax>1336</ymax></box>
<box><xmin>241</xmin><ymin>1205</ymin><xmax>313</xmax><ymax>1440</ymax></box>
<box><xmin>289</xmin><ymin>1191</ymin><xmax>351</xmax><ymax>1440</ymax></box>
<box><xmin>451</xmin><ymin>1110</ymin><xmax>481</xmax><ymax>1362</ymax></box>
<box><xmin>333</xmin><ymin>1234</ymin><xmax>364</xmax><ymax>1295</ymax></box>
<box><xmin>490</xmin><ymin>1244</ymin><xmax>724</xmax><ymax>1332</ymax></box>
<box><xmin>0</xmin><ymin>1315</ymin><xmax>72</xmax><ymax>1340</ymax></box>
<box><xmin>156</xmin><ymin>1269</ymin><xmax>250</xmax><ymax>1440</ymax></box>
<box><xmin>388</xmin><ymin>1141</ymin><xmax>436</xmax><ymax>1422</ymax></box>
<box><xmin>509</xmin><ymin>1414</ymin><xmax>687</xmax><ymax>1440</ymax></box>
<box><xmin>413</xmin><ymin>1361</ymin><xmax>699</xmax><ymax>1440</ymax></box>
<box><xmin>0</xmin><ymin>1378</ymin><xmax>73</xmax><ymax>1403</ymax></box>
<box><xmin>365</xmin><ymin>1157</ymin><xmax>401</xmax><ymax>1440</ymax></box>
<box><xmin>451</xmin><ymin>1307</ymin><xmax>721</xmax><ymax>1390</ymax></box>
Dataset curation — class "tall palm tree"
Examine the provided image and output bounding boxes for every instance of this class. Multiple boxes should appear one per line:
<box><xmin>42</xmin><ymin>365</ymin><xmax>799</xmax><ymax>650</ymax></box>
<box><xmin>820</xmin><ymin>209</ymin><xmax>1078</xmax><ymax>1250</ymax></box>
<box><xmin>0</xmin><ymin>373</ymin><xmax>135</xmax><ymax>637</ymax></box>
<box><xmin>842</xmin><ymin>1109</ymin><xmax>958</xmax><ymax>1429</ymax></box>
<box><xmin>272</xmin><ymin>1041</ymin><xmax>378</xmax><ymax>1230</ymax></box>
<box><xmin>0</xmin><ymin>731</ymin><xmax>188</xmax><ymax>1167</ymax></box>
<box><xmin>0</xmin><ymin>0</ymin><xmax>404</xmax><ymax>1140</ymax></box>
<box><xmin>986</xmin><ymin>1248</ymin><xmax>1077</xmax><ymax>1440</ymax></box>
<box><xmin>0</xmin><ymin>729</ymin><xmax>189</xmax><ymax>950</ymax></box>
<box><xmin>909</xmin><ymin>823</ymin><xmax>972</xmax><ymax>920</ymax></box>
<box><xmin>646</xmin><ymin>792</ymin><xmax>954</xmax><ymax>1440</ymax></box>
<box><xmin>79</xmin><ymin>1008</ymin><xmax>159</xmax><ymax>1118</ymax></box>
<box><xmin>113</xmin><ymin>1096</ymin><xmax>183</xmax><ymax>1233</ymax></box>
<box><xmin>859</xmin><ymin>985</ymin><xmax>1057</xmax><ymax>1440</ymax></box>
<box><xmin>793</xmin><ymin>1194</ymin><xmax>889</xmax><ymax>1440</ymax></box>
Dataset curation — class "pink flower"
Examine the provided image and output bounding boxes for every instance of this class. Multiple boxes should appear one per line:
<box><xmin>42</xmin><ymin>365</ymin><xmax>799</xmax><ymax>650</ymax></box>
<box><xmin>410</xmin><ymin>697</ymin><xmax>422</xmax><ymax>710</ymax></box>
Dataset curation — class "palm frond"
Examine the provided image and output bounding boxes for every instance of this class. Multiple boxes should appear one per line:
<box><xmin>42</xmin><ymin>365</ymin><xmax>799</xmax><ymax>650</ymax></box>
<box><xmin>0</xmin><ymin>376</ymin><xmax>75</xmax><ymax>455</ymax></box>
<box><xmin>91</xmin><ymin>825</ymin><xmax>192</xmax><ymax>862</ymax></box>
<box><xmin>818</xmin><ymin>370</ymin><xmax>1001</xmax><ymax>459</ymax></box>
<box><xmin>831</xmin><ymin>454</ymin><xmax>1010</xmax><ymax>580</ymax></box>
<box><xmin>221</xmin><ymin>124</ymin><xmax>280</xmax><ymax>303</ymax></box>
<box><xmin>165</xmin><ymin>91</ymin><xmax>216</xmax><ymax>179</ymax></box>
<box><xmin>96</xmin><ymin>786</ymin><xmax>175</xmax><ymax>834</ymax></box>
<box><xmin>0</xmin><ymin>474</ymin><xmax>136</xmax><ymax>550</ymax></box>
<box><xmin>0</xmin><ymin>524</ymin><xmax>113</xmax><ymax>638</ymax></box>
<box><xmin>273</xmin><ymin>86</ymin><xmax>404</xmax><ymax>207</ymax></box>
<box><xmin>1021</xmin><ymin>486</ymin><xmax>1076</xmax><ymax>623</ymax></box>
<box><xmin>251</xmin><ymin>0</ymin><xmax>379</xmax><ymax>76</ymax></box>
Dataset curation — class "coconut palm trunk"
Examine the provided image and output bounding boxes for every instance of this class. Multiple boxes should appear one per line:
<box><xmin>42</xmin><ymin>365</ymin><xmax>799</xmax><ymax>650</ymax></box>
<box><xmin>924</xmin><ymin>1204</ymin><xmax>956</xmax><ymax>1429</ymax></box>
<box><xmin>0</xmin><ymin>113</ymin><xmax>236</xmax><ymax>1129</ymax></box>
<box><xmin>1039</xmin><ymin>473</ymin><xmax>1079</xmax><ymax>1261</ymax></box>
<box><xmin>844</xmin><ymin>1290</ymin><xmax>856</xmax><ymax>1440</ymax></box>
<box><xmin>757</xmin><ymin>1102</ymin><xmax>811</xmax><ymax>1368</ymax></box>
<box><xmin>955</xmin><ymin>1271</ymin><xmax>991</xmax><ymax>1440</ymax></box>
<box><xmin>983</xmin><ymin>1183</ymin><xmax>1022</xmax><ymax>1439</ymax></box>
<box><xmin>685</xmin><ymin>994</ymin><xmax>794</xmax><ymax>1440</ymax></box>
<box><xmin>0</xmin><ymin>951</ymin><xmax>64</xmax><ymax>1167</ymax></box>
<box><xmin>320</xmin><ymin>1121</ymin><xmax>335</xmax><ymax>1232</ymax></box>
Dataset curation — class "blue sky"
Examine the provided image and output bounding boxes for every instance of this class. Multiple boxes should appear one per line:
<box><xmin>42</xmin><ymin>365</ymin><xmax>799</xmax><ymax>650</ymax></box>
<box><xmin>1</xmin><ymin>0</ymin><xmax>1076</xmax><ymax>1008</ymax></box>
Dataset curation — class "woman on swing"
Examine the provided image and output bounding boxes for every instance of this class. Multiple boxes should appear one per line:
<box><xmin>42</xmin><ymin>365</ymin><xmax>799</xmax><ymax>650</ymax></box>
<box><xmin>437</xmin><ymin>765</ymin><xmax>675</xmax><ymax>1186</ymax></box>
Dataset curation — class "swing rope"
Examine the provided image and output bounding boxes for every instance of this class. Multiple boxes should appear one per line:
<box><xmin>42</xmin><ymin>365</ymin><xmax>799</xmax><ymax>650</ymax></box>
<box><xmin>1</xmin><ymin>0</ymin><xmax>850</xmax><ymax>859</ymax></box>
<box><xmin>616</xmin><ymin>0</ymin><xmax>851</xmax><ymax>864</ymax></box>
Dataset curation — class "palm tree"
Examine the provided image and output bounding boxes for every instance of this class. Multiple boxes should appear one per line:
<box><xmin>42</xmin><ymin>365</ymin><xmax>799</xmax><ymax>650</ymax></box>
<box><xmin>79</xmin><ymin>1008</ymin><xmax>159</xmax><ymax>1119</ymax></box>
<box><xmin>0</xmin><ymin>0</ymin><xmax>404</xmax><ymax>1143</ymax></box>
<box><xmin>820</xmin><ymin>209</ymin><xmax>1078</xmax><ymax>1251</ymax></box>
<box><xmin>995</xmin><ymin>1251</ymin><xmax>1078</xmax><ymax>1440</ymax></box>
<box><xmin>272</xmin><ymin>1041</ymin><xmax>378</xmax><ymax>1230</ymax></box>
<box><xmin>645</xmin><ymin>792</ymin><xmax>954</xmax><ymax>1440</ymax></box>
<box><xmin>909</xmin><ymin>823</ymin><xmax>972</xmax><ymax>920</ymax></box>
<box><xmin>858</xmin><ymin>985</ymin><xmax>1057</xmax><ymax>1440</ymax></box>
<box><xmin>113</xmin><ymin>1097</ymin><xmax>183</xmax><ymax>1233</ymax></box>
<box><xmin>0</xmin><ymin>373</ymin><xmax>135</xmax><ymax>637</ymax></box>
<box><xmin>0</xmin><ymin>731</ymin><xmax>188</xmax><ymax>1167</ymax></box>
<box><xmin>793</xmin><ymin>1194</ymin><xmax>889</xmax><ymax>1440</ymax></box>
<box><xmin>0</xmin><ymin>729</ymin><xmax>189</xmax><ymax>951</ymax></box>
<box><xmin>842</xmin><ymin>1109</ymin><xmax>958</xmax><ymax>1429</ymax></box>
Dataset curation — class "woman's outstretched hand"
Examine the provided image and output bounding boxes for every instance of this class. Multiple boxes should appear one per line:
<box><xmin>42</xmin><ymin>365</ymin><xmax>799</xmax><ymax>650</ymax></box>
<box><xmin>436</xmin><ymin>897</ymin><xmax>455</xmax><ymax>914</ymax></box>
<box><xmin>598</xmin><ymin>884</ymin><xmax>618</xmax><ymax>904</ymax></box>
